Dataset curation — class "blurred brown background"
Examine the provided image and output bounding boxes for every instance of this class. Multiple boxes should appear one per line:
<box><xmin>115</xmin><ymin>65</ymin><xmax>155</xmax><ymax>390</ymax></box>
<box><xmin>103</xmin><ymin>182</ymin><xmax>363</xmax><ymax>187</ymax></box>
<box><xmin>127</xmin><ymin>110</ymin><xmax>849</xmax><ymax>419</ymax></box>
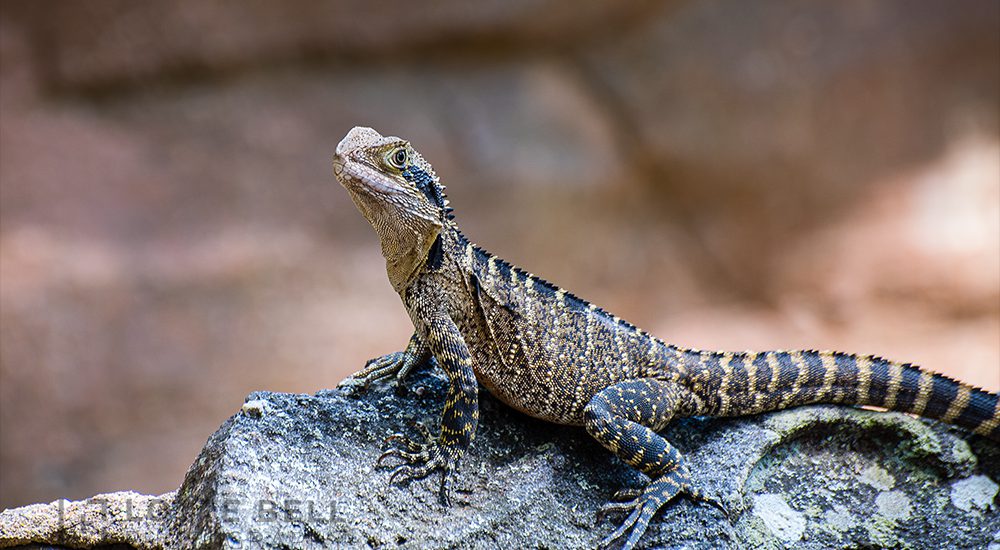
<box><xmin>1</xmin><ymin>0</ymin><xmax>998</xmax><ymax>510</ymax></box>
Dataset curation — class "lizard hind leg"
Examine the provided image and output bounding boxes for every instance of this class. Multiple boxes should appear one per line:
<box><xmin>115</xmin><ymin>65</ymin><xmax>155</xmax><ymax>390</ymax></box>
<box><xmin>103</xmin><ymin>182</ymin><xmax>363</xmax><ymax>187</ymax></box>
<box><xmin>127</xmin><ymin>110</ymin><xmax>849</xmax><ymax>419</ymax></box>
<box><xmin>584</xmin><ymin>379</ymin><xmax>723</xmax><ymax>550</ymax></box>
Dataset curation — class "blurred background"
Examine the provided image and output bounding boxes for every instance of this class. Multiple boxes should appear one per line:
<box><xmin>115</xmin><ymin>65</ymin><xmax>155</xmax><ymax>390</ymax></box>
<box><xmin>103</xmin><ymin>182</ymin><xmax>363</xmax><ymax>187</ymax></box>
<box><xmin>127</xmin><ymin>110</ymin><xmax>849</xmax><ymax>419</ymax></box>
<box><xmin>1</xmin><ymin>0</ymin><xmax>997</xmax><ymax>510</ymax></box>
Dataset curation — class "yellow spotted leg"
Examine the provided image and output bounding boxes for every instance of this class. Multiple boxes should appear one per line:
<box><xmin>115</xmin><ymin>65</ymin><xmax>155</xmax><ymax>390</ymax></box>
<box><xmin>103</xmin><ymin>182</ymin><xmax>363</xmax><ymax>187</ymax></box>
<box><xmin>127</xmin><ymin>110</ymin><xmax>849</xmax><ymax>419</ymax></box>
<box><xmin>377</xmin><ymin>311</ymin><xmax>479</xmax><ymax>506</ymax></box>
<box><xmin>584</xmin><ymin>379</ymin><xmax>725</xmax><ymax>550</ymax></box>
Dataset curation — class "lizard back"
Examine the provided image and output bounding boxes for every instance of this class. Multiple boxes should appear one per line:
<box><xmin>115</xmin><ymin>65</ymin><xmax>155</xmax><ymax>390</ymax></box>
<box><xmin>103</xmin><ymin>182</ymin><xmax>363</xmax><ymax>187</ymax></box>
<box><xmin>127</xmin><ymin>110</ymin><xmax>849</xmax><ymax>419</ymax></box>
<box><xmin>436</xmin><ymin>230</ymin><xmax>687</xmax><ymax>425</ymax></box>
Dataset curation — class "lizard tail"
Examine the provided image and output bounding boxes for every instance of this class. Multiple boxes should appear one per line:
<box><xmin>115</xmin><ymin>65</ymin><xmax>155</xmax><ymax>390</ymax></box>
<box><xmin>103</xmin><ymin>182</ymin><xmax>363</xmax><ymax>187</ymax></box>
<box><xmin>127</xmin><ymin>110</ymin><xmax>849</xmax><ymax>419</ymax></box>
<box><xmin>686</xmin><ymin>349</ymin><xmax>999</xmax><ymax>441</ymax></box>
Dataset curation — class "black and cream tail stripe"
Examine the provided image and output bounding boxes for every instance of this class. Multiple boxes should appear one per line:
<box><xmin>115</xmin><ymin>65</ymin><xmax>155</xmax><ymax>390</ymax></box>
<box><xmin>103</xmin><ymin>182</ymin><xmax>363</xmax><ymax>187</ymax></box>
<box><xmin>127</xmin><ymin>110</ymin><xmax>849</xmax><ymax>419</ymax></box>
<box><xmin>686</xmin><ymin>348</ymin><xmax>999</xmax><ymax>441</ymax></box>
<box><xmin>847</xmin><ymin>353</ymin><xmax>999</xmax><ymax>441</ymax></box>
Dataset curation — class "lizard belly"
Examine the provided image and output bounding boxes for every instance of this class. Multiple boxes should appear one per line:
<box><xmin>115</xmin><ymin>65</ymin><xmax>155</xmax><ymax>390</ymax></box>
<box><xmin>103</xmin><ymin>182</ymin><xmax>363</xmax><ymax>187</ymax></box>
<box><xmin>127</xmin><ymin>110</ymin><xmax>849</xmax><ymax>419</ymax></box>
<box><xmin>465</xmin><ymin>326</ymin><xmax>590</xmax><ymax>426</ymax></box>
<box><xmin>473</xmin><ymin>356</ymin><xmax>586</xmax><ymax>426</ymax></box>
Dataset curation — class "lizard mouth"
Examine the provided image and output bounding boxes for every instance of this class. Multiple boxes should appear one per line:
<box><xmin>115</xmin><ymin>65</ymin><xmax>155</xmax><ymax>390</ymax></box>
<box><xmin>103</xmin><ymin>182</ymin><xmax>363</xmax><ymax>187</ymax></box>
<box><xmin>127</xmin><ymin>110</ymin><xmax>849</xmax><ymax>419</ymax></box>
<box><xmin>333</xmin><ymin>156</ymin><xmax>407</xmax><ymax>198</ymax></box>
<box><xmin>333</xmin><ymin>126</ymin><xmax>411</xmax><ymax>197</ymax></box>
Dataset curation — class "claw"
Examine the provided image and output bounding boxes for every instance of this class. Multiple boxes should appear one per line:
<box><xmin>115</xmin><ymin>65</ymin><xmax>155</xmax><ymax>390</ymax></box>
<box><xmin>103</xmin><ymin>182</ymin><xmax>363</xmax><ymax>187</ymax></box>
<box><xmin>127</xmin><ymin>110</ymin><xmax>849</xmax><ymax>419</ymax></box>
<box><xmin>388</xmin><ymin>462</ymin><xmax>436</xmax><ymax>485</ymax></box>
<box><xmin>600</xmin><ymin>506</ymin><xmax>642</xmax><ymax>548</ymax></box>
<box><xmin>341</xmin><ymin>351</ymin><xmax>409</xmax><ymax>395</ymax></box>
<box><xmin>377</xmin><ymin>447</ymin><xmax>427</xmax><ymax>467</ymax></box>
<box><xmin>597</xmin><ymin>474</ymin><xmax>717</xmax><ymax>550</ymax></box>
<box><xmin>384</xmin><ymin>433</ymin><xmax>425</xmax><ymax>452</ymax></box>
<box><xmin>596</xmin><ymin>486</ymin><xmax>643</xmax><ymax>522</ymax></box>
<box><xmin>383</xmin><ymin>432</ymin><xmax>405</xmax><ymax>445</ymax></box>
<box><xmin>376</xmin><ymin>419</ymin><xmax>458</xmax><ymax>507</ymax></box>
<box><xmin>689</xmin><ymin>488</ymin><xmax>729</xmax><ymax>519</ymax></box>
<box><xmin>610</xmin><ymin>487</ymin><xmax>643</xmax><ymax>501</ymax></box>
<box><xmin>623</xmin><ymin>510</ymin><xmax>652</xmax><ymax>550</ymax></box>
<box><xmin>438</xmin><ymin>469</ymin><xmax>451</xmax><ymax>507</ymax></box>
<box><xmin>388</xmin><ymin>464</ymin><xmax>416</xmax><ymax>485</ymax></box>
<box><xmin>376</xmin><ymin>449</ymin><xmax>405</xmax><ymax>468</ymax></box>
<box><xmin>596</xmin><ymin>500</ymin><xmax>637</xmax><ymax>522</ymax></box>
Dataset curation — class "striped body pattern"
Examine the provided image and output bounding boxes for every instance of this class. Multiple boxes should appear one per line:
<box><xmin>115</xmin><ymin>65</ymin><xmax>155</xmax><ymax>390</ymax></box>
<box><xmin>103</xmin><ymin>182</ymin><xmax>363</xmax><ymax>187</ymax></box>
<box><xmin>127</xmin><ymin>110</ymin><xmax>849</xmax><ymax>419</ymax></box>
<box><xmin>333</xmin><ymin>127</ymin><xmax>999</xmax><ymax>549</ymax></box>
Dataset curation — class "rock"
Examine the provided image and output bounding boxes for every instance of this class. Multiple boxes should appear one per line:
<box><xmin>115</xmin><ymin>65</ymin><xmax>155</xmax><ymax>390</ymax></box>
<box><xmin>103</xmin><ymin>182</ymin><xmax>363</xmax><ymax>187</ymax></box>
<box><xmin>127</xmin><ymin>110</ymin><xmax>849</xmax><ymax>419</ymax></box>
<box><xmin>951</xmin><ymin>475</ymin><xmax>1000</xmax><ymax>513</ymax></box>
<box><xmin>0</xmin><ymin>491</ymin><xmax>173</xmax><ymax>548</ymax></box>
<box><xmin>2</xmin><ymin>369</ymin><xmax>997</xmax><ymax>549</ymax></box>
<box><xmin>751</xmin><ymin>494</ymin><xmax>806</xmax><ymax>545</ymax></box>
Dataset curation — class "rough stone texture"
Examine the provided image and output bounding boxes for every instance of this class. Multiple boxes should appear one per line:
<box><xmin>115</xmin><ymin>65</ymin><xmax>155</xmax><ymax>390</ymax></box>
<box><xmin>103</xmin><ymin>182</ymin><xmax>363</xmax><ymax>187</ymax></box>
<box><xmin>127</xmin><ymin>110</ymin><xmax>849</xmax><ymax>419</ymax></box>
<box><xmin>0</xmin><ymin>491</ymin><xmax>173</xmax><ymax>548</ymax></box>
<box><xmin>2</xmin><ymin>371</ymin><xmax>997</xmax><ymax>549</ymax></box>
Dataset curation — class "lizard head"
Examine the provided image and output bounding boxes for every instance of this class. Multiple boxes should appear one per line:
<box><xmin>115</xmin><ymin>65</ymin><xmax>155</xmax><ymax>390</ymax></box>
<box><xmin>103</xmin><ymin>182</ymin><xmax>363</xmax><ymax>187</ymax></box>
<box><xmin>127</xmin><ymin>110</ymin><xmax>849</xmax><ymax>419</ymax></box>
<box><xmin>333</xmin><ymin>126</ymin><xmax>449</xmax><ymax>290</ymax></box>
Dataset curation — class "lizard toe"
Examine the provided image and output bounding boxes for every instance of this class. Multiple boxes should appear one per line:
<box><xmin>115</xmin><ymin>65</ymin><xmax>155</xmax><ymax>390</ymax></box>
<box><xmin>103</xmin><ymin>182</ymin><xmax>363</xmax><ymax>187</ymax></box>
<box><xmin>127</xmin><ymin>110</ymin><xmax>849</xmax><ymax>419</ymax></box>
<box><xmin>598</xmin><ymin>472</ymin><xmax>715</xmax><ymax>550</ymax></box>
<box><xmin>596</xmin><ymin>500</ymin><xmax>638</xmax><ymax>522</ymax></box>
<box><xmin>610</xmin><ymin>487</ymin><xmax>644</xmax><ymax>501</ymax></box>
<box><xmin>599</xmin><ymin>505</ymin><xmax>643</xmax><ymax>550</ymax></box>
<box><xmin>388</xmin><ymin>462</ymin><xmax>437</xmax><ymax>485</ymax></box>
<box><xmin>378</xmin><ymin>421</ymin><xmax>459</xmax><ymax>506</ymax></box>
<box><xmin>376</xmin><ymin>447</ymin><xmax>428</xmax><ymax>468</ymax></box>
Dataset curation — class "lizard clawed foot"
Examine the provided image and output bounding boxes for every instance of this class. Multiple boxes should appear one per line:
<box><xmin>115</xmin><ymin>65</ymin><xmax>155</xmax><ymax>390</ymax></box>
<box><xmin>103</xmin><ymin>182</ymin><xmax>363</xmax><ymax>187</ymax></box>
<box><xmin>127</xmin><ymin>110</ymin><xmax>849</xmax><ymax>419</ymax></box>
<box><xmin>339</xmin><ymin>351</ymin><xmax>435</xmax><ymax>395</ymax></box>
<box><xmin>597</xmin><ymin>471</ymin><xmax>723</xmax><ymax>550</ymax></box>
<box><xmin>377</xmin><ymin>422</ymin><xmax>456</xmax><ymax>506</ymax></box>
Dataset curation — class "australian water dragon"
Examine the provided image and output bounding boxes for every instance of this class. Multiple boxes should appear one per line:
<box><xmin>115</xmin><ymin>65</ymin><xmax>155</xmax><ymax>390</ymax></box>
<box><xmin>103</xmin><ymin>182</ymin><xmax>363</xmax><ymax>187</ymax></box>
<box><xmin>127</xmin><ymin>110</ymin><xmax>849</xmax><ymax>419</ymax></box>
<box><xmin>332</xmin><ymin>126</ymin><xmax>1000</xmax><ymax>549</ymax></box>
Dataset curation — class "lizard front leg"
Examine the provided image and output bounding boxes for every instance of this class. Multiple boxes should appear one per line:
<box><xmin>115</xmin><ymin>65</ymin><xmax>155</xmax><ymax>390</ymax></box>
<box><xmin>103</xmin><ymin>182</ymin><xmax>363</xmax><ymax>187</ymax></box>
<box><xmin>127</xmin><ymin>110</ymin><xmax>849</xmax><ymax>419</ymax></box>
<box><xmin>378</xmin><ymin>312</ymin><xmax>479</xmax><ymax>505</ymax></box>
<box><xmin>339</xmin><ymin>332</ymin><xmax>435</xmax><ymax>394</ymax></box>
<box><xmin>585</xmin><ymin>379</ymin><xmax>724</xmax><ymax>550</ymax></box>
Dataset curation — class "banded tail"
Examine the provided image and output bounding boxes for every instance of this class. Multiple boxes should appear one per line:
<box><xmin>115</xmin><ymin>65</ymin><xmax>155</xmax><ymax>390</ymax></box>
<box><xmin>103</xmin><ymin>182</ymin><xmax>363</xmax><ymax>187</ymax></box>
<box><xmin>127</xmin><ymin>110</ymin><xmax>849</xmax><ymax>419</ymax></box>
<box><xmin>680</xmin><ymin>348</ymin><xmax>1000</xmax><ymax>441</ymax></box>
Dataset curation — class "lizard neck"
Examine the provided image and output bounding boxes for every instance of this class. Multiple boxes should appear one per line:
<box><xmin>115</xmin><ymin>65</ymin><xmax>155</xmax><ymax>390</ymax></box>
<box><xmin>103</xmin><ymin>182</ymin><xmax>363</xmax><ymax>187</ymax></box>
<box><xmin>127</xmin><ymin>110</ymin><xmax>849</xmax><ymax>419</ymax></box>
<box><xmin>387</xmin><ymin>217</ymin><xmax>470</xmax><ymax>294</ymax></box>
<box><xmin>383</xmin><ymin>225</ymin><xmax>441</xmax><ymax>293</ymax></box>
<box><xmin>340</xmin><ymin>187</ymin><xmax>443</xmax><ymax>293</ymax></box>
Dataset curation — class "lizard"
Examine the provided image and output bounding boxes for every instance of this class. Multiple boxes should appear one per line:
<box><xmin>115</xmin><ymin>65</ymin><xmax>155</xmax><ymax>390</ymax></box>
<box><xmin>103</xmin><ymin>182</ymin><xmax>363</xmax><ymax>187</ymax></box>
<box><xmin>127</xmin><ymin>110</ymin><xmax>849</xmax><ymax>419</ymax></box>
<box><xmin>332</xmin><ymin>126</ymin><xmax>1000</xmax><ymax>549</ymax></box>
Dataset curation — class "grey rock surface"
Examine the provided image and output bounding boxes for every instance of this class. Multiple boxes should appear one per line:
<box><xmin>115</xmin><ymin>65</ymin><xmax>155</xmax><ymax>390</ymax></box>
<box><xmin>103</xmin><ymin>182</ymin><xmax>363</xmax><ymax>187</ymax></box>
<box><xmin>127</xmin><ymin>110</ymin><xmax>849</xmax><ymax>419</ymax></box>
<box><xmin>2</xmin><ymin>370</ymin><xmax>998</xmax><ymax>548</ymax></box>
<box><xmin>0</xmin><ymin>491</ymin><xmax>172</xmax><ymax>549</ymax></box>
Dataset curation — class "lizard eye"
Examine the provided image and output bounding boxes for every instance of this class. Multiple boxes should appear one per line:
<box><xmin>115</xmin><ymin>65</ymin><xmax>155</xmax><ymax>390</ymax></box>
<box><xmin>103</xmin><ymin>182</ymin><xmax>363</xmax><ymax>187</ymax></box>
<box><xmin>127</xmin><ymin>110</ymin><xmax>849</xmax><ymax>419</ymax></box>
<box><xmin>388</xmin><ymin>148</ymin><xmax>408</xmax><ymax>169</ymax></box>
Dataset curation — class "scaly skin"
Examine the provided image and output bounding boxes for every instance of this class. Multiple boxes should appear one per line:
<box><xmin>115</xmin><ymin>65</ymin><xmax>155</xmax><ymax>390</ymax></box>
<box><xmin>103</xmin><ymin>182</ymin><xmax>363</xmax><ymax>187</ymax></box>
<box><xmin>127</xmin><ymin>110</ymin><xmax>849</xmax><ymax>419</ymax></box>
<box><xmin>332</xmin><ymin>126</ymin><xmax>1000</xmax><ymax>549</ymax></box>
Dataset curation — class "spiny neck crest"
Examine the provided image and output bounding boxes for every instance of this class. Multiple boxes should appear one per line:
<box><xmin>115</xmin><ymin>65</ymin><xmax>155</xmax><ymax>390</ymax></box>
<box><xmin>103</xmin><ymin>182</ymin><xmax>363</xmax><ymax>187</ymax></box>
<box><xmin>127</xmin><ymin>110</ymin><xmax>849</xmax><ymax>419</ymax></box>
<box><xmin>400</xmin><ymin>164</ymin><xmax>454</xmax><ymax>222</ymax></box>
